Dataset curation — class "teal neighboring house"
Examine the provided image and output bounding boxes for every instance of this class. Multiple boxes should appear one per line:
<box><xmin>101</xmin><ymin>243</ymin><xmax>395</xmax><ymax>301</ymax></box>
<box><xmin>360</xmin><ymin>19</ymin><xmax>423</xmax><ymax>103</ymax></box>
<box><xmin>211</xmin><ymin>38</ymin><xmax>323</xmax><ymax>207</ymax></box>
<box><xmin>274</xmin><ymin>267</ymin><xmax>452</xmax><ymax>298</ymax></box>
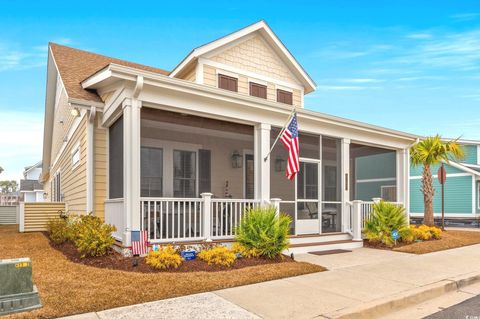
<box><xmin>410</xmin><ymin>141</ymin><xmax>480</xmax><ymax>221</ymax></box>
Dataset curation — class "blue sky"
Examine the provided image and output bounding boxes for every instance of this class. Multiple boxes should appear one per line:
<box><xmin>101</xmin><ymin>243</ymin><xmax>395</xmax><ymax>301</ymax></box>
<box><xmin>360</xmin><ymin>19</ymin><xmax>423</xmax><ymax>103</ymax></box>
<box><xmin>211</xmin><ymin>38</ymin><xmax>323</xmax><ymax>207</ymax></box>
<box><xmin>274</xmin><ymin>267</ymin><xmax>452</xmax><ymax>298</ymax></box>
<box><xmin>0</xmin><ymin>1</ymin><xmax>479</xmax><ymax>180</ymax></box>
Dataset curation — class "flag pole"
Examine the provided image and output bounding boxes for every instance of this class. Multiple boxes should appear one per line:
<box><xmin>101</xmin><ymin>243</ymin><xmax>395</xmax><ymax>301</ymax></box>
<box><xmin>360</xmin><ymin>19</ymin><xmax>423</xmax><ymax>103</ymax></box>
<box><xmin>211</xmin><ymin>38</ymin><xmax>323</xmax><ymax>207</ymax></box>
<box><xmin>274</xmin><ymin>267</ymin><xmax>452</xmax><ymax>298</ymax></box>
<box><xmin>263</xmin><ymin>107</ymin><xmax>296</xmax><ymax>162</ymax></box>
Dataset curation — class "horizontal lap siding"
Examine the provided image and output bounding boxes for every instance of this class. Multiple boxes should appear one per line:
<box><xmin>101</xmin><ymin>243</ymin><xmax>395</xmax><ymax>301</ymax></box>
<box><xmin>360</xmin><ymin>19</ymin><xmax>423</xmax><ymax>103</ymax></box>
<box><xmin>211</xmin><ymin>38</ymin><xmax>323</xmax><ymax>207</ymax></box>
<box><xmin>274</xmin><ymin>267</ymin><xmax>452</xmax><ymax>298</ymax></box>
<box><xmin>410</xmin><ymin>162</ymin><xmax>464</xmax><ymax>176</ymax></box>
<box><xmin>410</xmin><ymin>175</ymin><xmax>473</xmax><ymax>215</ymax></box>
<box><xmin>49</xmin><ymin>117</ymin><xmax>87</xmax><ymax>214</ymax></box>
<box><xmin>459</xmin><ymin>145</ymin><xmax>478</xmax><ymax>165</ymax></box>
<box><xmin>23</xmin><ymin>202</ymin><xmax>66</xmax><ymax>232</ymax></box>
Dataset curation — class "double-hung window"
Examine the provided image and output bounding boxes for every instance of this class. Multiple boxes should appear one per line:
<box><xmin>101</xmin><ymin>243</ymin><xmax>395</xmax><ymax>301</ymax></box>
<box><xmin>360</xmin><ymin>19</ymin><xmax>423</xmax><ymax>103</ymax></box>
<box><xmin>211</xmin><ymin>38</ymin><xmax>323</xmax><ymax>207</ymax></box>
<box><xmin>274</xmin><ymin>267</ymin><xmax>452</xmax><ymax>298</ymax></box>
<box><xmin>173</xmin><ymin>150</ymin><xmax>196</xmax><ymax>198</ymax></box>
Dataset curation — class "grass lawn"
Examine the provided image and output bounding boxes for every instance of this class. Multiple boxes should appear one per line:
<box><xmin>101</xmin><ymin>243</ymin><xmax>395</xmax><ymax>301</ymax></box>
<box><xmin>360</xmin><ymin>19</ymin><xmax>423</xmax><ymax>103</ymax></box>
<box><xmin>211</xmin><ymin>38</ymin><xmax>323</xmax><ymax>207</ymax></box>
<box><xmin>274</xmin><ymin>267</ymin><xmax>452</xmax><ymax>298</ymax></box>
<box><xmin>0</xmin><ymin>225</ymin><xmax>324</xmax><ymax>319</ymax></box>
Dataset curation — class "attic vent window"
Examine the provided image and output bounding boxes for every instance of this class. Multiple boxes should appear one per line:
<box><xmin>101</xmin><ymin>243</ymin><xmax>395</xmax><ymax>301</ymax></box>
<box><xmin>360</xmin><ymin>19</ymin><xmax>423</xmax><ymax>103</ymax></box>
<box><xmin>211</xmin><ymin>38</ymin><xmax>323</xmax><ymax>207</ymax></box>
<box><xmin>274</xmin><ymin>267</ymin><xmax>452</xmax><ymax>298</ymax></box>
<box><xmin>277</xmin><ymin>89</ymin><xmax>293</xmax><ymax>105</ymax></box>
<box><xmin>249</xmin><ymin>82</ymin><xmax>267</xmax><ymax>99</ymax></box>
<box><xmin>218</xmin><ymin>74</ymin><xmax>238</xmax><ymax>92</ymax></box>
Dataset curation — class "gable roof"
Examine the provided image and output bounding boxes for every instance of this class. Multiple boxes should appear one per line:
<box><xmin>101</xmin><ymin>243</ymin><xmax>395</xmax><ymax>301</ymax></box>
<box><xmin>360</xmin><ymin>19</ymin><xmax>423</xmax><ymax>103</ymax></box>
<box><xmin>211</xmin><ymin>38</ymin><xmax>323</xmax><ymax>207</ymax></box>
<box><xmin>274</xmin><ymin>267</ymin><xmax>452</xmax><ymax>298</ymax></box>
<box><xmin>169</xmin><ymin>20</ymin><xmax>316</xmax><ymax>93</ymax></box>
<box><xmin>49</xmin><ymin>43</ymin><xmax>170</xmax><ymax>103</ymax></box>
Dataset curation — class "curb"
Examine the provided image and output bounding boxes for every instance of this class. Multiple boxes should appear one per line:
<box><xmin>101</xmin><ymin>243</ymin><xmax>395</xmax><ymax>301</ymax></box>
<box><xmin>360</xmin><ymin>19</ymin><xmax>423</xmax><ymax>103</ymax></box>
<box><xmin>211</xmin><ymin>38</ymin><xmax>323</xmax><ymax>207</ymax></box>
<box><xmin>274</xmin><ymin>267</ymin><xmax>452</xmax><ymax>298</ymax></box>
<box><xmin>324</xmin><ymin>272</ymin><xmax>480</xmax><ymax>319</ymax></box>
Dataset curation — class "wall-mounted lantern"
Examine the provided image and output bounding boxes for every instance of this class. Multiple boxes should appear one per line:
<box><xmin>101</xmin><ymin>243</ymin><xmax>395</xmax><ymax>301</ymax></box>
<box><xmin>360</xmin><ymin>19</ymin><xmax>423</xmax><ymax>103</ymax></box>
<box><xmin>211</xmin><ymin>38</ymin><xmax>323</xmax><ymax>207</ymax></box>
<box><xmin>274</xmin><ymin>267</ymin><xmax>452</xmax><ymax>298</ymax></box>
<box><xmin>275</xmin><ymin>157</ymin><xmax>287</xmax><ymax>172</ymax></box>
<box><xmin>70</xmin><ymin>107</ymin><xmax>80</xmax><ymax>117</ymax></box>
<box><xmin>231</xmin><ymin>150</ymin><xmax>242</xmax><ymax>168</ymax></box>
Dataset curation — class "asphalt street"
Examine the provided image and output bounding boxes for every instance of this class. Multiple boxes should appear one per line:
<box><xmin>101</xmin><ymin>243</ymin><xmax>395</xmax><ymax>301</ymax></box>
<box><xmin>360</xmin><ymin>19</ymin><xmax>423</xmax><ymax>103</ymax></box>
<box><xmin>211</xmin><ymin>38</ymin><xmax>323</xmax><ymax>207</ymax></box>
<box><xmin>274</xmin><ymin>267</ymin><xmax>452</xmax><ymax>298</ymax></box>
<box><xmin>424</xmin><ymin>294</ymin><xmax>480</xmax><ymax>319</ymax></box>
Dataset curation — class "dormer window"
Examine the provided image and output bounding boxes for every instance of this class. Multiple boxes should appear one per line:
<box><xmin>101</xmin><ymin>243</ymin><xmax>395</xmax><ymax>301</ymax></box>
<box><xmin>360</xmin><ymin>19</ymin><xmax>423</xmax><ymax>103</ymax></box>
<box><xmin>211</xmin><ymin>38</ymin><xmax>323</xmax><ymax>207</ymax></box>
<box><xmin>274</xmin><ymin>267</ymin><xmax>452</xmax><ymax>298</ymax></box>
<box><xmin>277</xmin><ymin>89</ymin><xmax>293</xmax><ymax>105</ymax></box>
<box><xmin>249</xmin><ymin>82</ymin><xmax>267</xmax><ymax>99</ymax></box>
<box><xmin>218</xmin><ymin>74</ymin><xmax>238</xmax><ymax>92</ymax></box>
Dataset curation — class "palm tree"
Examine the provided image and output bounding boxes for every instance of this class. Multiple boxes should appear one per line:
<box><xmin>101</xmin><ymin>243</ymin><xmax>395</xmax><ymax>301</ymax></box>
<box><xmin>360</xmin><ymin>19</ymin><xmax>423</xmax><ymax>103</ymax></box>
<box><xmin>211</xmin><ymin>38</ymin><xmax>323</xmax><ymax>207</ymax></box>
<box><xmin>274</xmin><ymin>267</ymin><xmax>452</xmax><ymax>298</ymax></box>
<box><xmin>410</xmin><ymin>135</ymin><xmax>464</xmax><ymax>226</ymax></box>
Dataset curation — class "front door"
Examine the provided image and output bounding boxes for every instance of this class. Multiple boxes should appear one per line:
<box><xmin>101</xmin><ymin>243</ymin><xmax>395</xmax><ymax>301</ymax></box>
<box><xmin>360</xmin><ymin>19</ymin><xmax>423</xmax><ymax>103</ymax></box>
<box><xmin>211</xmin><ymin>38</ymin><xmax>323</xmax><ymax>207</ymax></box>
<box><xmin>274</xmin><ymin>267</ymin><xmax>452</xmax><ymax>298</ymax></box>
<box><xmin>296</xmin><ymin>160</ymin><xmax>321</xmax><ymax>234</ymax></box>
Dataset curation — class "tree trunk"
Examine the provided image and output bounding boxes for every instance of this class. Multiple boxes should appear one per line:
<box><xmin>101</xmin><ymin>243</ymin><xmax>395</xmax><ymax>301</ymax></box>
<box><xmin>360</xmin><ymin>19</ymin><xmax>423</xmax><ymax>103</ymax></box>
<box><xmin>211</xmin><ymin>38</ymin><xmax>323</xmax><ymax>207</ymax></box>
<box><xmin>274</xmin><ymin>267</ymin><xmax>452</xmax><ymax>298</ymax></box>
<box><xmin>422</xmin><ymin>164</ymin><xmax>435</xmax><ymax>226</ymax></box>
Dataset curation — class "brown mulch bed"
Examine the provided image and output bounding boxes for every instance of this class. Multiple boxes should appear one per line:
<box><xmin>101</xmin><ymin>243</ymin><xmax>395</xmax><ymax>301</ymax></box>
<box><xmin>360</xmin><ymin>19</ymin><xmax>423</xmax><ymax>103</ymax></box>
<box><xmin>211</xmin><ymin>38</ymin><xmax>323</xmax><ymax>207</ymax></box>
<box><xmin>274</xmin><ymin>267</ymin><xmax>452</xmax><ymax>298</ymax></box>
<box><xmin>364</xmin><ymin>230</ymin><xmax>480</xmax><ymax>254</ymax></box>
<box><xmin>0</xmin><ymin>225</ymin><xmax>324</xmax><ymax>319</ymax></box>
<box><xmin>49</xmin><ymin>238</ymin><xmax>294</xmax><ymax>273</ymax></box>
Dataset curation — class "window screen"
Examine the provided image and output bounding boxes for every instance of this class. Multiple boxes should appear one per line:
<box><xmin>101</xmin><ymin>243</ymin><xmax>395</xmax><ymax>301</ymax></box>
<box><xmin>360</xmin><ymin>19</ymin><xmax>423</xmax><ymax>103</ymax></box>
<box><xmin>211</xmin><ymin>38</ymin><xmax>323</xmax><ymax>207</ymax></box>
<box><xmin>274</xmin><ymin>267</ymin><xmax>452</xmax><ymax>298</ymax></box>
<box><xmin>109</xmin><ymin>116</ymin><xmax>124</xmax><ymax>199</ymax></box>
<box><xmin>198</xmin><ymin>149</ymin><xmax>211</xmax><ymax>195</ymax></box>
<box><xmin>141</xmin><ymin>147</ymin><xmax>163</xmax><ymax>197</ymax></box>
<box><xmin>173</xmin><ymin>150</ymin><xmax>196</xmax><ymax>198</ymax></box>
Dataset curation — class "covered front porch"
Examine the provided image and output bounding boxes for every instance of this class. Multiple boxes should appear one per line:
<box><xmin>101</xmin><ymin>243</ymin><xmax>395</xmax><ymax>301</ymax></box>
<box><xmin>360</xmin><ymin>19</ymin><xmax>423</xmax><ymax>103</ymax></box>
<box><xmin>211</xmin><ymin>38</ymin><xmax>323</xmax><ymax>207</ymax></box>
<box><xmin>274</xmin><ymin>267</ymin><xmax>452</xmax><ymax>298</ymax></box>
<box><xmin>104</xmin><ymin>105</ymin><xmax>410</xmax><ymax>248</ymax></box>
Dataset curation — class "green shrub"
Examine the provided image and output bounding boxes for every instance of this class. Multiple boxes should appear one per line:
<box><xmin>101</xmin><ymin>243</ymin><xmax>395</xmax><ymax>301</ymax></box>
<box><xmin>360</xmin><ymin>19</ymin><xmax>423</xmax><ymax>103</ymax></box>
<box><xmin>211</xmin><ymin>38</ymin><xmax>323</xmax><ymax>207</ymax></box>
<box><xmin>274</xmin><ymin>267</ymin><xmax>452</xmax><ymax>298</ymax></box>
<box><xmin>235</xmin><ymin>206</ymin><xmax>291</xmax><ymax>258</ymax></box>
<box><xmin>73</xmin><ymin>215</ymin><xmax>116</xmax><ymax>258</ymax></box>
<box><xmin>46</xmin><ymin>218</ymin><xmax>70</xmax><ymax>244</ymax></box>
<box><xmin>198</xmin><ymin>246</ymin><xmax>236</xmax><ymax>267</ymax></box>
<box><xmin>146</xmin><ymin>245</ymin><xmax>183</xmax><ymax>270</ymax></box>
<box><xmin>364</xmin><ymin>200</ymin><xmax>408</xmax><ymax>247</ymax></box>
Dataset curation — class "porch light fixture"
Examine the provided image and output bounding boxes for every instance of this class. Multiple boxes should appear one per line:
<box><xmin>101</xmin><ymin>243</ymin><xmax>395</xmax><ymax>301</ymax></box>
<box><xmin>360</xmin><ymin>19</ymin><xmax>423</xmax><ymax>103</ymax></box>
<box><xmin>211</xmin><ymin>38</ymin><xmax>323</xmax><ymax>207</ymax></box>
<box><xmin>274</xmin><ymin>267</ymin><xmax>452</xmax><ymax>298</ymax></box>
<box><xmin>70</xmin><ymin>107</ymin><xmax>80</xmax><ymax>117</ymax></box>
<box><xmin>275</xmin><ymin>157</ymin><xmax>287</xmax><ymax>172</ymax></box>
<box><xmin>231</xmin><ymin>150</ymin><xmax>242</xmax><ymax>168</ymax></box>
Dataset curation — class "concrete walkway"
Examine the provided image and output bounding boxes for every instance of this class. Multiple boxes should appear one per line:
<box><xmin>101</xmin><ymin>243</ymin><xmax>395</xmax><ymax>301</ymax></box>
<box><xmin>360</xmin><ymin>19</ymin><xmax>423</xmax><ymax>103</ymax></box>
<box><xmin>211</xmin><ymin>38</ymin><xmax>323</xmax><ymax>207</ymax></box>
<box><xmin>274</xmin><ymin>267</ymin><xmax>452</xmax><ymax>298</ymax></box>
<box><xmin>63</xmin><ymin>244</ymin><xmax>480</xmax><ymax>319</ymax></box>
<box><xmin>216</xmin><ymin>244</ymin><xmax>480</xmax><ymax>319</ymax></box>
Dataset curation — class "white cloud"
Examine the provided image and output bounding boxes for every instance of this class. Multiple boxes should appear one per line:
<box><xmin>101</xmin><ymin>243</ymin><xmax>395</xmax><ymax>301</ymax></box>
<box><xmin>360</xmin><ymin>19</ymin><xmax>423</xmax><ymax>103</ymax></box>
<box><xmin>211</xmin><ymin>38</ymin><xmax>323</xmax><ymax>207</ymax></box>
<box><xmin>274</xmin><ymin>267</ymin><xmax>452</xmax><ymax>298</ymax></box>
<box><xmin>450</xmin><ymin>13</ymin><xmax>480</xmax><ymax>22</ymax></box>
<box><xmin>405</xmin><ymin>32</ymin><xmax>432</xmax><ymax>39</ymax></box>
<box><xmin>337</xmin><ymin>78</ymin><xmax>384</xmax><ymax>83</ymax></box>
<box><xmin>317</xmin><ymin>85</ymin><xmax>381</xmax><ymax>91</ymax></box>
<box><xmin>395</xmin><ymin>76</ymin><xmax>446</xmax><ymax>81</ymax></box>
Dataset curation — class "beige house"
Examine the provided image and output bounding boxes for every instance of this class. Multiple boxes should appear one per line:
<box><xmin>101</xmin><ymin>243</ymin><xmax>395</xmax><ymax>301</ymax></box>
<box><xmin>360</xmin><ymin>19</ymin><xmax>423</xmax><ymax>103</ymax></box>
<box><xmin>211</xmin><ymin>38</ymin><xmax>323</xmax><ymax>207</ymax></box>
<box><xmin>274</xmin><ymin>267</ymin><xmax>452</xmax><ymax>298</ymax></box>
<box><xmin>41</xmin><ymin>21</ymin><xmax>417</xmax><ymax>255</ymax></box>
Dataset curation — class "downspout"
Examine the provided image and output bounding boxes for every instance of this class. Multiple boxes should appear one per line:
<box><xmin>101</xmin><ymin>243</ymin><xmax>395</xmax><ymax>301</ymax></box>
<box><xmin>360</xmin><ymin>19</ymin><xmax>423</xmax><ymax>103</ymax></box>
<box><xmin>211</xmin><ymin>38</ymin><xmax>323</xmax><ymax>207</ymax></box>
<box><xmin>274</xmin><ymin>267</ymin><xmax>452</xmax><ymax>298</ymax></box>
<box><xmin>86</xmin><ymin>106</ymin><xmax>97</xmax><ymax>213</ymax></box>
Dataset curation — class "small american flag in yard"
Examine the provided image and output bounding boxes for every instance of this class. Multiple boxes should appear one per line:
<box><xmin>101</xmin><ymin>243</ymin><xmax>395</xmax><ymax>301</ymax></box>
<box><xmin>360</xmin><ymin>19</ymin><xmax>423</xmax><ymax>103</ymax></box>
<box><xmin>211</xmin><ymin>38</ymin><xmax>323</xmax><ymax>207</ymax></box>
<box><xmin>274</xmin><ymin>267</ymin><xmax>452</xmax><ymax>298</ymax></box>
<box><xmin>280</xmin><ymin>113</ymin><xmax>300</xmax><ymax>180</ymax></box>
<box><xmin>131</xmin><ymin>230</ymin><xmax>148</xmax><ymax>256</ymax></box>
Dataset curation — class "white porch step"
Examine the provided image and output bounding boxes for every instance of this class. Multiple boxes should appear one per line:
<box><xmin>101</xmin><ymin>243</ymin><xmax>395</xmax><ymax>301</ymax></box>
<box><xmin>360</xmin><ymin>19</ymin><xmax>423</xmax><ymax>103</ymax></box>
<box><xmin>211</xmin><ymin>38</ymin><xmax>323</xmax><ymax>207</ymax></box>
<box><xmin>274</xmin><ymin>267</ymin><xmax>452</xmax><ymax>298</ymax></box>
<box><xmin>289</xmin><ymin>232</ymin><xmax>351</xmax><ymax>245</ymax></box>
<box><xmin>284</xmin><ymin>238</ymin><xmax>363</xmax><ymax>255</ymax></box>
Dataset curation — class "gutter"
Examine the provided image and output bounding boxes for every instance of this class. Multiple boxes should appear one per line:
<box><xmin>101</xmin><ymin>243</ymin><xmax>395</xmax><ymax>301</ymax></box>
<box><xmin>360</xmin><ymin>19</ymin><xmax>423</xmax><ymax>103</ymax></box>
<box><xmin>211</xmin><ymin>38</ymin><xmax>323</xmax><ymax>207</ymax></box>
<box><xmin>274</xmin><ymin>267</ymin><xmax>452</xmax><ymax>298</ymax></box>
<box><xmin>82</xmin><ymin>63</ymin><xmax>420</xmax><ymax>142</ymax></box>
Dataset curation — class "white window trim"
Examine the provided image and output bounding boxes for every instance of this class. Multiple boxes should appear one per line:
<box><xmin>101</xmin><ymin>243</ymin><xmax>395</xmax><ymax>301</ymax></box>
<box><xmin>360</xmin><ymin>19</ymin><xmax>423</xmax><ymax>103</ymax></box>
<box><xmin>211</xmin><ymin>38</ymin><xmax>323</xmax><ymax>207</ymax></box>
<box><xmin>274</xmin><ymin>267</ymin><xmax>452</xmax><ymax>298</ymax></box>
<box><xmin>274</xmin><ymin>84</ymin><xmax>294</xmax><ymax>93</ymax></box>
<box><xmin>215</xmin><ymin>69</ymin><xmax>239</xmax><ymax>79</ymax></box>
<box><xmin>71</xmin><ymin>142</ymin><xmax>81</xmax><ymax>170</ymax></box>
<box><xmin>477</xmin><ymin>183</ymin><xmax>480</xmax><ymax>210</ymax></box>
<box><xmin>248</xmin><ymin>78</ymin><xmax>268</xmax><ymax>86</ymax></box>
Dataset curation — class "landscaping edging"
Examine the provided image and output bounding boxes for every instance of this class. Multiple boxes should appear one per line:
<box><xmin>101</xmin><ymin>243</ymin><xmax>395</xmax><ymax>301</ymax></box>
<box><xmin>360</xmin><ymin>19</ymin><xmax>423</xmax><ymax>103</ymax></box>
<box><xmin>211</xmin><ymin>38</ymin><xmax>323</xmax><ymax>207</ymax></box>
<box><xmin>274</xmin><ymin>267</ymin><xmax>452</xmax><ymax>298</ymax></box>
<box><xmin>325</xmin><ymin>272</ymin><xmax>480</xmax><ymax>319</ymax></box>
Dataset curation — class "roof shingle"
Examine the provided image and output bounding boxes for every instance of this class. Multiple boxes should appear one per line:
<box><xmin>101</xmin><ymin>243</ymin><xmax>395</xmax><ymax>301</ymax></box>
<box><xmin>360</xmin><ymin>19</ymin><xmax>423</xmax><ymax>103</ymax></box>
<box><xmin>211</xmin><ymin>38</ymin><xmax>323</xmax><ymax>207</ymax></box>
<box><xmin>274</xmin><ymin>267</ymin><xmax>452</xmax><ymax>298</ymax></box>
<box><xmin>50</xmin><ymin>43</ymin><xmax>170</xmax><ymax>102</ymax></box>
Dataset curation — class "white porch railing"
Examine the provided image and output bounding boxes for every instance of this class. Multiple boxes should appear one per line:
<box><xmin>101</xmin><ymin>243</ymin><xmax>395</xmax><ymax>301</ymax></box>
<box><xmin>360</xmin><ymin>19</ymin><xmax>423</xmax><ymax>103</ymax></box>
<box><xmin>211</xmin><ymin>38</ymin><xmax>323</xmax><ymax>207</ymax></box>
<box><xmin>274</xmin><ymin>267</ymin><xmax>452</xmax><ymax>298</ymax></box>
<box><xmin>105</xmin><ymin>198</ymin><xmax>124</xmax><ymax>241</ymax></box>
<box><xmin>346</xmin><ymin>200</ymin><xmax>405</xmax><ymax>241</ymax></box>
<box><xmin>140</xmin><ymin>195</ymin><xmax>262</xmax><ymax>243</ymax></box>
<box><xmin>140</xmin><ymin>197</ymin><xmax>204</xmax><ymax>243</ymax></box>
<box><xmin>211</xmin><ymin>199</ymin><xmax>261</xmax><ymax>239</ymax></box>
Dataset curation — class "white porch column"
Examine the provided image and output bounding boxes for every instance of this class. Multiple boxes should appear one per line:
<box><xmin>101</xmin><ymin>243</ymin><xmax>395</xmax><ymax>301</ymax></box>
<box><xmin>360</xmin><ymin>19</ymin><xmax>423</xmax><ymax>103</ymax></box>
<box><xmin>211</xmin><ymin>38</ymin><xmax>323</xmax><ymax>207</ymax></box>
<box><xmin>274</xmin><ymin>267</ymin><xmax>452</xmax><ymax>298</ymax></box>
<box><xmin>352</xmin><ymin>200</ymin><xmax>362</xmax><ymax>241</ymax></box>
<box><xmin>254</xmin><ymin>123</ymin><xmax>271</xmax><ymax>204</ymax></box>
<box><xmin>201</xmin><ymin>192</ymin><xmax>213</xmax><ymax>242</ymax></box>
<box><xmin>122</xmin><ymin>98</ymin><xmax>142</xmax><ymax>247</ymax></box>
<box><xmin>341</xmin><ymin>138</ymin><xmax>351</xmax><ymax>233</ymax></box>
<box><xmin>396</xmin><ymin>148</ymin><xmax>410</xmax><ymax>222</ymax></box>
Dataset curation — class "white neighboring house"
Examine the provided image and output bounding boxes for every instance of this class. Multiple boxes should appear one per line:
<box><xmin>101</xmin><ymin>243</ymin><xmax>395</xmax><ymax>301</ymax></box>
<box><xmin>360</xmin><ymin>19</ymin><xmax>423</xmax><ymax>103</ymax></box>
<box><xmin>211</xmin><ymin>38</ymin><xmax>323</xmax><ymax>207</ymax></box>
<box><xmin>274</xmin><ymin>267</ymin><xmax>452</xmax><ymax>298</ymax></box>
<box><xmin>20</xmin><ymin>161</ymin><xmax>44</xmax><ymax>202</ymax></box>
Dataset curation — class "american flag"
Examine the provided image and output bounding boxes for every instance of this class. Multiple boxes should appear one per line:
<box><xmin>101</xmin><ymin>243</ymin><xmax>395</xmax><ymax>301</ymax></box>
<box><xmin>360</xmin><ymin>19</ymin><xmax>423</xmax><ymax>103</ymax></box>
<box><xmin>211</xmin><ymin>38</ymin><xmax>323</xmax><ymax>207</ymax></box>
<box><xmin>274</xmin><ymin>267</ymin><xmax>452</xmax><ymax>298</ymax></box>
<box><xmin>280</xmin><ymin>113</ymin><xmax>300</xmax><ymax>180</ymax></box>
<box><xmin>131</xmin><ymin>230</ymin><xmax>148</xmax><ymax>256</ymax></box>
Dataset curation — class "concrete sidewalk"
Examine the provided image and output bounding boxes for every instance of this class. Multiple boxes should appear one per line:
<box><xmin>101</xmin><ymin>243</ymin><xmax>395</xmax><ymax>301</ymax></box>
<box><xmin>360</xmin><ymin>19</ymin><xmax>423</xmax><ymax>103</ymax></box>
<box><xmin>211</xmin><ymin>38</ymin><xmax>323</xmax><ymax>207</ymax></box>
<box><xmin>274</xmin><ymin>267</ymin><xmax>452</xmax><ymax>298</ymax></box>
<box><xmin>62</xmin><ymin>244</ymin><xmax>480</xmax><ymax>319</ymax></box>
<box><xmin>216</xmin><ymin>244</ymin><xmax>480</xmax><ymax>319</ymax></box>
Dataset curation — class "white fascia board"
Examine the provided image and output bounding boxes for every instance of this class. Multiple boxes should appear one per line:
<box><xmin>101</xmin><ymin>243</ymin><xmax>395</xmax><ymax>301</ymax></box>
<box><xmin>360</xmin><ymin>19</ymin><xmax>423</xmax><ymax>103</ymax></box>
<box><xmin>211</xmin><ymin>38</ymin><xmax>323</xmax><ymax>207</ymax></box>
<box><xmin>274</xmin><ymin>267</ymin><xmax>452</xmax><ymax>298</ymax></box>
<box><xmin>81</xmin><ymin>68</ymin><xmax>113</xmax><ymax>89</ymax></box>
<box><xmin>68</xmin><ymin>97</ymin><xmax>105</xmax><ymax>110</ymax></box>
<box><xmin>169</xmin><ymin>20</ymin><xmax>316</xmax><ymax>92</ymax></box>
<box><xmin>90</xmin><ymin>63</ymin><xmax>419</xmax><ymax>144</ymax></box>
<box><xmin>447</xmin><ymin>161</ymin><xmax>480</xmax><ymax>177</ymax></box>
